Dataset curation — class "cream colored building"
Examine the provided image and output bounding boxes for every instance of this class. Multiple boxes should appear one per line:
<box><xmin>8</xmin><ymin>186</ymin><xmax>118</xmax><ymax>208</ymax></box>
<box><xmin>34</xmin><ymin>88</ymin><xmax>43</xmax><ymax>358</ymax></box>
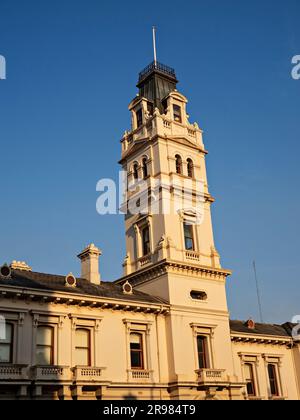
<box><xmin>0</xmin><ymin>61</ymin><xmax>299</xmax><ymax>400</ymax></box>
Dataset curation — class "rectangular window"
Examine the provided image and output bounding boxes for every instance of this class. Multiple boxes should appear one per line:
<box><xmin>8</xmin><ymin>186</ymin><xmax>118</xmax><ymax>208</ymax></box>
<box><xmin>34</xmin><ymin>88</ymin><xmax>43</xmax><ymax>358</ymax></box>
<box><xmin>0</xmin><ymin>323</ymin><xmax>13</xmax><ymax>364</ymax></box>
<box><xmin>142</xmin><ymin>226</ymin><xmax>151</xmax><ymax>256</ymax></box>
<box><xmin>136</xmin><ymin>109</ymin><xmax>143</xmax><ymax>128</ymax></box>
<box><xmin>184</xmin><ymin>222</ymin><xmax>194</xmax><ymax>251</ymax></box>
<box><xmin>75</xmin><ymin>328</ymin><xmax>91</xmax><ymax>366</ymax></box>
<box><xmin>147</xmin><ymin>102</ymin><xmax>153</xmax><ymax>116</ymax></box>
<box><xmin>197</xmin><ymin>335</ymin><xmax>209</xmax><ymax>369</ymax></box>
<box><xmin>130</xmin><ymin>333</ymin><xmax>144</xmax><ymax>370</ymax></box>
<box><xmin>173</xmin><ymin>104</ymin><xmax>182</xmax><ymax>123</ymax></box>
<box><xmin>244</xmin><ymin>363</ymin><xmax>256</xmax><ymax>397</ymax></box>
<box><xmin>36</xmin><ymin>326</ymin><xmax>54</xmax><ymax>365</ymax></box>
<box><xmin>268</xmin><ymin>364</ymin><xmax>279</xmax><ymax>396</ymax></box>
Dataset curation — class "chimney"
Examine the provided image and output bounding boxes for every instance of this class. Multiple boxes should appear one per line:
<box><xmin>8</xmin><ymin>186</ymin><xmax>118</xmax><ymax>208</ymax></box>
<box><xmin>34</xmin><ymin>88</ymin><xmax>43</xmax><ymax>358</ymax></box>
<box><xmin>10</xmin><ymin>261</ymin><xmax>32</xmax><ymax>271</ymax></box>
<box><xmin>77</xmin><ymin>244</ymin><xmax>102</xmax><ymax>285</ymax></box>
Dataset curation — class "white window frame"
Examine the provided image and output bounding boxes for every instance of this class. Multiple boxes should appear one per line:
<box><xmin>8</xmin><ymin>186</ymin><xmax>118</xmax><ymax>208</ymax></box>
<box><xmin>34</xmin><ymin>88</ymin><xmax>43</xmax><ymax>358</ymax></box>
<box><xmin>190</xmin><ymin>323</ymin><xmax>216</xmax><ymax>371</ymax></box>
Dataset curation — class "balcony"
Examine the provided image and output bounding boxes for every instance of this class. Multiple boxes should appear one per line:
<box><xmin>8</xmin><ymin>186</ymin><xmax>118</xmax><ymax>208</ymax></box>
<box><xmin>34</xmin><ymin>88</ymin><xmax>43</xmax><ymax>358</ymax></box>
<box><xmin>128</xmin><ymin>369</ymin><xmax>153</xmax><ymax>382</ymax></box>
<box><xmin>138</xmin><ymin>254</ymin><xmax>152</xmax><ymax>268</ymax></box>
<box><xmin>0</xmin><ymin>364</ymin><xmax>29</xmax><ymax>381</ymax></box>
<box><xmin>72</xmin><ymin>366</ymin><xmax>105</xmax><ymax>384</ymax></box>
<box><xmin>196</xmin><ymin>369</ymin><xmax>227</xmax><ymax>387</ymax></box>
<box><xmin>185</xmin><ymin>250</ymin><xmax>201</xmax><ymax>262</ymax></box>
<box><xmin>31</xmin><ymin>365</ymin><xmax>71</xmax><ymax>382</ymax></box>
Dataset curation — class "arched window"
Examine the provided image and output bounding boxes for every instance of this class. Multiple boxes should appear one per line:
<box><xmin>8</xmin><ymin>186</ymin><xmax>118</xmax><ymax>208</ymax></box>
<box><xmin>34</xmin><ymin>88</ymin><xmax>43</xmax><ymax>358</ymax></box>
<box><xmin>175</xmin><ymin>155</ymin><xmax>182</xmax><ymax>175</ymax></box>
<box><xmin>36</xmin><ymin>326</ymin><xmax>54</xmax><ymax>365</ymax></box>
<box><xmin>142</xmin><ymin>157</ymin><xmax>148</xmax><ymax>179</ymax></box>
<box><xmin>133</xmin><ymin>163</ymin><xmax>139</xmax><ymax>181</ymax></box>
<box><xmin>75</xmin><ymin>328</ymin><xmax>91</xmax><ymax>367</ymax></box>
<box><xmin>187</xmin><ymin>158</ymin><xmax>194</xmax><ymax>178</ymax></box>
<box><xmin>130</xmin><ymin>333</ymin><xmax>144</xmax><ymax>369</ymax></box>
<box><xmin>142</xmin><ymin>225</ymin><xmax>151</xmax><ymax>256</ymax></box>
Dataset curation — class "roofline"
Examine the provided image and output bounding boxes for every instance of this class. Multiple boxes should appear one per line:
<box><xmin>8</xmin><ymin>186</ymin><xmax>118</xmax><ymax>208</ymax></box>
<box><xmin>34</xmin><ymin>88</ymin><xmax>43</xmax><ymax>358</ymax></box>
<box><xmin>0</xmin><ymin>283</ymin><xmax>170</xmax><ymax>313</ymax></box>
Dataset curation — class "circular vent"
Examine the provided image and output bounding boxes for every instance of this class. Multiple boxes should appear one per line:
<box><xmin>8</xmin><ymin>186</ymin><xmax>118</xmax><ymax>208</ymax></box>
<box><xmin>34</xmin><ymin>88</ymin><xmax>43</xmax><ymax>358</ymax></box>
<box><xmin>0</xmin><ymin>264</ymin><xmax>11</xmax><ymax>278</ymax></box>
<box><xmin>123</xmin><ymin>281</ymin><xmax>133</xmax><ymax>295</ymax></box>
<box><xmin>65</xmin><ymin>273</ymin><xmax>77</xmax><ymax>288</ymax></box>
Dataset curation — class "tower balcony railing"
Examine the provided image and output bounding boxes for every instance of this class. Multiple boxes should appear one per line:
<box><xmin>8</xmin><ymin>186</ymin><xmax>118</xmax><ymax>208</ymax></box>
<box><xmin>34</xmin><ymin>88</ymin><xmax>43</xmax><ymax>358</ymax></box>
<box><xmin>185</xmin><ymin>250</ymin><xmax>201</xmax><ymax>262</ymax></box>
<box><xmin>138</xmin><ymin>254</ymin><xmax>153</xmax><ymax>268</ymax></box>
<box><xmin>138</xmin><ymin>61</ymin><xmax>176</xmax><ymax>82</ymax></box>
<box><xmin>196</xmin><ymin>369</ymin><xmax>227</xmax><ymax>386</ymax></box>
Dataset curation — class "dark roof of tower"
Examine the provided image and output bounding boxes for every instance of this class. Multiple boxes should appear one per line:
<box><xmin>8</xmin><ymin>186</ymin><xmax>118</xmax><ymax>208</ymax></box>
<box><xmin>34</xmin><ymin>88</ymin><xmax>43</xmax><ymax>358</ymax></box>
<box><xmin>137</xmin><ymin>61</ymin><xmax>178</xmax><ymax>111</ymax></box>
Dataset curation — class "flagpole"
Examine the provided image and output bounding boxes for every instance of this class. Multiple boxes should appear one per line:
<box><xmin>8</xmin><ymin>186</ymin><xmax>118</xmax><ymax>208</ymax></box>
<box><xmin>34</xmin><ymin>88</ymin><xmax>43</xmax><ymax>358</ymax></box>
<box><xmin>153</xmin><ymin>26</ymin><xmax>157</xmax><ymax>66</ymax></box>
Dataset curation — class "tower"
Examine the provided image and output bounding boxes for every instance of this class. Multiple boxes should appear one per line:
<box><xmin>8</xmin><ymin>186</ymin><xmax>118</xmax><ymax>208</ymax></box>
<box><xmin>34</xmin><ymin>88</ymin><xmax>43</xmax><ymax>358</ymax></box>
<box><xmin>120</xmin><ymin>60</ymin><xmax>224</xmax><ymax>286</ymax></box>
<box><xmin>118</xmin><ymin>57</ymin><xmax>243</xmax><ymax>398</ymax></box>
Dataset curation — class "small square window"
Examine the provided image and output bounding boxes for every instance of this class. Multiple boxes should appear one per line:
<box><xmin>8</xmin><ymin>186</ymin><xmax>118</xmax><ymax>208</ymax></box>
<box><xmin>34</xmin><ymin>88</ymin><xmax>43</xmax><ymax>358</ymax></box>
<box><xmin>173</xmin><ymin>105</ymin><xmax>182</xmax><ymax>123</ymax></box>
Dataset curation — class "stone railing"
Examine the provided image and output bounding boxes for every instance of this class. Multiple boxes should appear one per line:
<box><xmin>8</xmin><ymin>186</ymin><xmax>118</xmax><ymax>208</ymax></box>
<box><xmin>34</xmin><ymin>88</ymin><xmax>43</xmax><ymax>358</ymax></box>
<box><xmin>138</xmin><ymin>254</ymin><xmax>152</xmax><ymax>267</ymax></box>
<box><xmin>128</xmin><ymin>369</ymin><xmax>152</xmax><ymax>382</ymax></box>
<box><xmin>196</xmin><ymin>369</ymin><xmax>227</xmax><ymax>385</ymax></box>
<box><xmin>185</xmin><ymin>250</ymin><xmax>201</xmax><ymax>262</ymax></box>
<box><xmin>72</xmin><ymin>366</ymin><xmax>104</xmax><ymax>383</ymax></box>
<box><xmin>163</xmin><ymin>120</ymin><xmax>171</xmax><ymax>129</ymax></box>
<box><xmin>31</xmin><ymin>365</ymin><xmax>71</xmax><ymax>382</ymax></box>
<box><xmin>188</xmin><ymin>128</ymin><xmax>196</xmax><ymax>137</ymax></box>
<box><xmin>0</xmin><ymin>364</ymin><xmax>29</xmax><ymax>381</ymax></box>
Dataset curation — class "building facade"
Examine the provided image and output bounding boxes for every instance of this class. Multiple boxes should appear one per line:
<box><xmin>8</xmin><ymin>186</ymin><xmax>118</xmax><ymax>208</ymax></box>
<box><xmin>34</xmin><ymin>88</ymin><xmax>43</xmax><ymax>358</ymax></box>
<box><xmin>0</xmin><ymin>61</ymin><xmax>299</xmax><ymax>400</ymax></box>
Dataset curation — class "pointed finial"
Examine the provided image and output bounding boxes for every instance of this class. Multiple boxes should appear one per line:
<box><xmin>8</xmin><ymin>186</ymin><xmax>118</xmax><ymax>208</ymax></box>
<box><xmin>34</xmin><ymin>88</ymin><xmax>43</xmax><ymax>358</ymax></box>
<box><xmin>152</xmin><ymin>26</ymin><xmax>157</xmax><ymax>65</ymax></box>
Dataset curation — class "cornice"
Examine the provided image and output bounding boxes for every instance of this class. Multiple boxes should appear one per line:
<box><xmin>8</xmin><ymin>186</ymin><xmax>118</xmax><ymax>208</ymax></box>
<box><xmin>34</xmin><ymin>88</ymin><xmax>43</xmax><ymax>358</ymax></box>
<box><xmin>117</xmin><ymin>259</ymin><xmax>231</xmax><ymax>287</ymax></box>
<box><xmin>231</xmin><ymin>332</ymin><xmax>292</xmax><ymax>346</ymax></box>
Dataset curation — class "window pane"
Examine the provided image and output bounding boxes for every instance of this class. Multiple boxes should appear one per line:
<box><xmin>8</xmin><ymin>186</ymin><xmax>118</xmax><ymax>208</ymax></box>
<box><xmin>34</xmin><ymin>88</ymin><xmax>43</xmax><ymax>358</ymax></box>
<box><xmin>0</xmin><ymin>344</ymin><xmax>11</xmax><ymax>363</ymax></box>
<box><xmin>247</xmin><ymin>381</ymin><xmax>255</xmax><ymax>396</ymax></box>
<box><xmin>187</xmin><ymin>159</ymin><xmax>193</xmax><ymax>178</ymax></box>
<box><xmin>268</xmin><ymin>364</ymin><xmax>279</xmax><ymax>396</ymax></box>
<box><xmin>197</xmin><ymin>336</ymin><xmax>208</xmax><ymax>369</ymax></box>
<box><xmin>173</xmin><ymin>105</ymin><xmax>182</xmax><ymax>123</ymax></box>
<box><xmin>75</xmin><ymin>329</ymin><xmax>89</xmax><ymax>347</ymax></box>
<box><xmin>75</xmin><ymin>348</ymin><xmax>89</xmax><ymax>366</ymax></box>
<box><xmin>130</xmin><ymin>334</ymin><xmax>142</xmax><ymax>345</ymax></box>
<box><xmin>36</xmin><ymin>346</ymin><xmax>52</xmax><ymax>365</ymax></box>
<box><xmin>131</xmin><ymin>351</ymin><xmax>142</xmax><ymax>369</ymax></box>
<box><xmin>184</xmin><ymin>223</ymin><xmax>194</xmax><ymax>251</ymax></box>
<box><xmin>142</xmin><ymin>227</ymin><xmax>150</xmax><ymax>256</ymax></box>
<box><xmin>130</xmin><ymin>334</ymin><xmax>143</xmax><ymax>369</ymax></box>
<box><xmin>244</xmin><ymin>364</ymin><xmax>256</xmax><ymax>396</ymax></box>
<box><xmin>37</xmin><ymin>327</ymin><xmax>53</xmax><ymax>346</ymax></box>
<box><xmin>0</xmin><ymin>324</ymin><xmax>12</xmax><ymax>345</ymax></box>
<box><xmin>136</xmin><ymin>109</ymin><xmax>143</xmax><ymax>127</ymax></box>
<box><xmin>175</xmin><ymin>155</ymin><xmax>182</xmax><ymax>174</ymax></box>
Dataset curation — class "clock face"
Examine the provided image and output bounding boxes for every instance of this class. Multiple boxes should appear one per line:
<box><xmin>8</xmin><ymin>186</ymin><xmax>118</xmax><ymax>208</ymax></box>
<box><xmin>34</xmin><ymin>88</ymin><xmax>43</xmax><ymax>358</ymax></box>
<box><xmin>0</xmin><ymin>265</ymin><xmax>11</xmax><ymax>277</ymax></box>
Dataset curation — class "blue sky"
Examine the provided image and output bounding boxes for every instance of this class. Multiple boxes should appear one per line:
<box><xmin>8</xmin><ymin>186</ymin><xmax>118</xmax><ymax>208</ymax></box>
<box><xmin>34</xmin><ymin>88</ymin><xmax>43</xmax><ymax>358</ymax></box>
<box><xmin>0</xmin><ymin>0</ymin><xmax>299</xmax><ymax>323</ymax></box>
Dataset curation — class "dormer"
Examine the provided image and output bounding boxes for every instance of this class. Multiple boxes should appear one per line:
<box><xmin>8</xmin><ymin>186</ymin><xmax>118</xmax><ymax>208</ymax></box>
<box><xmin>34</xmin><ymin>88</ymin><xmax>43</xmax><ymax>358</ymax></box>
<box><xmin>128</xmin><ymin>96</ymin><xmax>154</xmax><ymax>131</ymax></box>
<box><xmin>161</xmin><ymin>91</ymin><xmax>189</xmax><ymax>125</ymax></box>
